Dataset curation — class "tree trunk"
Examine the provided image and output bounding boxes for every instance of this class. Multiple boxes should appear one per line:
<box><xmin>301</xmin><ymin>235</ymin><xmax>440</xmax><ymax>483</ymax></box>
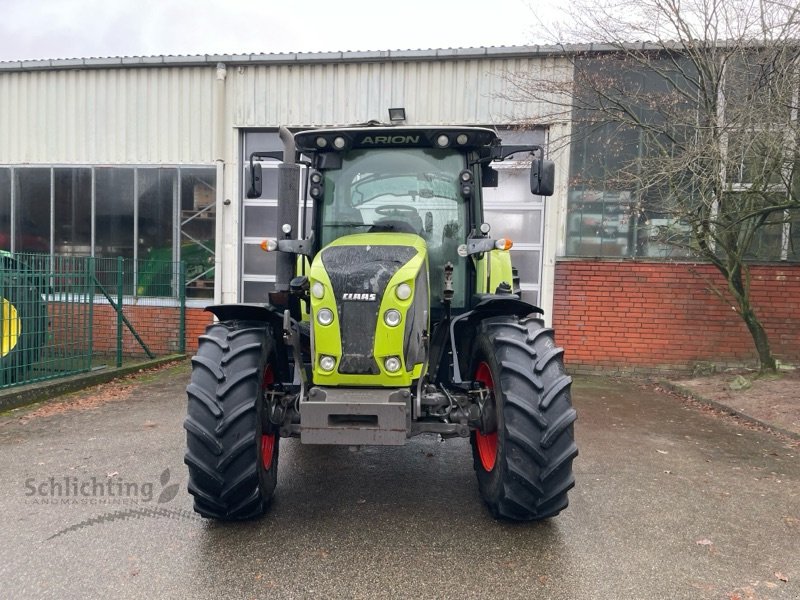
<box><xmin>725</xmin><ymin>263</ymin><xmax>778</xmax><ymax>373</ymax></box>
<box><xmin>740</xmin><ymin>308</ymin><xmax>777</xmax><ymax>373</ymax></box>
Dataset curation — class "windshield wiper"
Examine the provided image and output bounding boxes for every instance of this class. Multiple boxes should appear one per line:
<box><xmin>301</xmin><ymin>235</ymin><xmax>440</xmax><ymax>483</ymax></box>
<box><xmin>323</xmin><ymin>222</ymin><xmax>369</xmax><ymax>227</ymax></box>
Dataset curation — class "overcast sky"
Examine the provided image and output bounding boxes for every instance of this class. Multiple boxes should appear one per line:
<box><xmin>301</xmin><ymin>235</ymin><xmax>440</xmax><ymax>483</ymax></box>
<box><xmin>0</xmin><ymin>0</ymin><xmax>566</xmax><ymax>62</ymax></box>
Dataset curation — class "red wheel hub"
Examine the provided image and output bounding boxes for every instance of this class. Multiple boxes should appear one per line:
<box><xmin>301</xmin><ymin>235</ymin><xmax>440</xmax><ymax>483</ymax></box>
<box><xmin>474</xmin><ymin>361</ymin><xmax>498</xmax><ymax>472</ymax></box>
<box><xmin>260</xmin><ymin>433</ymin><xmax>276</xmax><ymax>469</ymax></box>
<box><xmin>262</xmin><ymin>364</ymin><xmax>274</xmax><ymax>388</ymax></box>
<box><xmin>260</xmin><ymin>364</ymin><xmax>276</xmax><ymax>469</ymax></box>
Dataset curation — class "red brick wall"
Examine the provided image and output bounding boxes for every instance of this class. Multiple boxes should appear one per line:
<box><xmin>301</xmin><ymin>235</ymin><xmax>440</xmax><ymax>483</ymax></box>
<box><xmin>48</xmin><ymin>303</ymin><xmax>213</xmax><ymax>357</ymax></box>
<box><xmin>184</xmin><ymin>308</ymin><xmax>214</xmax><ymax>353</ymax></box>
<box><xmin>552</xmin><ymin>260</ymin><xmax>800</xmax><ymax>372</ymax></box>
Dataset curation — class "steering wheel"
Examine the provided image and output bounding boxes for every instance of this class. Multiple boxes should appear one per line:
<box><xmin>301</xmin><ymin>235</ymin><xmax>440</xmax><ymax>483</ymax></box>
<box><xmin>375</xmin><ymin>205</ymin><xmax>419</xmax><ymax>217</ymax></box>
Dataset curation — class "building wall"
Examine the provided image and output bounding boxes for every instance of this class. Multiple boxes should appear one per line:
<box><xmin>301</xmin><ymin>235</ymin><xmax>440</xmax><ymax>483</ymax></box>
<box><xmin>0</xmin><ymin>67</ymin><xmax>218</xmax><ymax>165</ymax></box>
<box><xmin>228</xmin><ymin>56</ymin><xmax>571</xmax><ymax>127</ymax></box>
<box><xmin>553</xmin><ymin>259</ymin><xmax>800</xmax><ymax>372</ymax></box>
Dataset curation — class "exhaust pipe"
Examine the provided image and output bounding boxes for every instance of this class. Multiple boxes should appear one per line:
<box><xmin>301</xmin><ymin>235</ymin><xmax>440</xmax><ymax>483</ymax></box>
<box><xmin>275</xmin><ymin>126</ymin><xmax>300</xmax><ymax>292</ymax></box>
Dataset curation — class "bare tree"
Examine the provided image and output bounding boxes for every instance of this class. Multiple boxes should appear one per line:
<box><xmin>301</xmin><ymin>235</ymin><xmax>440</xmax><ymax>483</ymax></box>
<box><xmin>506</xmin><ymin>0</ymin><xmax>800</xmax><ymax>372</ymax></box>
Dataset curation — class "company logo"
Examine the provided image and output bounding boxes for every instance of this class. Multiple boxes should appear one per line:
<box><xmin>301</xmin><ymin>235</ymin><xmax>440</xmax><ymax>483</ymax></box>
<box><xmin>361</xmin><ymin>135</ymin><xmax>420</xmax><ymax>145</ymax></box>
<box><xmin>23</xmin><ymin>468</ymin><xmax>180</xmax><ymax>507</ymax></box>
<box><xmin>342</xmin><ymin>292</ymin><xmax>377</xmax><ymax>301</ymax></box>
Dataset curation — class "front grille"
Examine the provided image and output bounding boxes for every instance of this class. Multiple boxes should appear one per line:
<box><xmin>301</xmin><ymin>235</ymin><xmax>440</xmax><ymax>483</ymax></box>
<box><xmin>321</xmin><ymin>244</ymin><xmax>417</xmax><ymax>375</ymax></box>
<box><xmin>338</xmin><ymin>301</ymin><xmax>380</xmax><ymax>374</ymax></box>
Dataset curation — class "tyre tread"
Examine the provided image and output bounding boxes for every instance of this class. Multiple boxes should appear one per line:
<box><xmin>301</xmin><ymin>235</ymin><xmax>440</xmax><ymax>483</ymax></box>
<box><xmin>184</xmin><ymin>320</ymin><xmax>275</xmax><ymax>520</ymax></box>
<box><xmin>471</xmin><ymin>316</ymin><xmax>577</xmax><ymax>521</ymax></box>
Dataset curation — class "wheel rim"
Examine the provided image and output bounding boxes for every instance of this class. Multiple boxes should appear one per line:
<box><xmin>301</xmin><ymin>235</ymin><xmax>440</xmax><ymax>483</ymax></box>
<box><xmin>474</xmin><ymin>361</ymin><xmax>498</xmax><ymax>472</ymax></box>
<box><xmin>260</xmin><ymin>364</ymin><xmax>276</xmax><ymax>470</ymax></box>
<box><xmin>1</xmin><ymin>298</ymin><xmax>20</xmax><ymax>357</ymax></box>
<box><xmin>260</xmin><ymin>433</ymin><xmax>276</xmax><ymax>469</ymax></box>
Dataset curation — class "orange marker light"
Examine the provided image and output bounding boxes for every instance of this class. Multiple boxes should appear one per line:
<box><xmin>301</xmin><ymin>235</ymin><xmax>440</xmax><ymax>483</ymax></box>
<box><xmin>494</xmin><ymin>238</ymin><xmax>513</xmax><ymax>251</ymax></box>
<box><xmin>260</xmin><ymin>239</ymin><xmax>278</xmax><ymax>252</ymax></box>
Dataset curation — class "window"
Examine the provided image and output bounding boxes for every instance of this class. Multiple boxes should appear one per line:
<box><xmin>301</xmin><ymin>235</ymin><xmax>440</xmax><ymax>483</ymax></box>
<box><xmin>180</xmin><ymin>168</ymin><xmax>216</xmax><ymax>298</ymax></box>
<box><xmin>95</xmin><ymin>168</ymin><xmax>135</xmax><ymax>260</ymax></box>
<box><xmin>0</xmin><ymin>169</ymin><xmax>10</xmax><ymax>251</ymax></box>
<box><xmin>789</xmin><ymin>210</ymin><xmax>800</xmax><ymax>261</ymax></box>
<box><xmin>320</xmin><ymin>148</ymin><xmax>469</xmax><ymax>307</ymax></box>
<box><xmin>0</xmin><ymin>165</ymin><xmax>216</xmax><ymax>298</ymax></box>
<box><xmin>14</xmin><ymin>168</ymin><xmax>51</xmax><ymax>253</ymax></box>
<box><xmin>566</xmin><ymin>53</ymin><xmax>798</xmax><ymax>262</ymax></box>
<box><xmin>54</xmin><ymin>168</ymin><xmax>92</xmax><ymax>254</ymax></box>
<box><xmin>138</xmin><ymin>169</ymin><xmax>176</xmax><ymax>262</ymax></box>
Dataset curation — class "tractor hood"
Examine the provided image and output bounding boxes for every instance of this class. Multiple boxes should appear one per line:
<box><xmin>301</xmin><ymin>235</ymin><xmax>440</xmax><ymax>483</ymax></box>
<box><xmin>308</xmin><ymin>233</ymin><xmax>429</xmax><ymax>386</ymax></box>
<box><xmin>320</xmin><ymin>233</ymin><xmax>423</xmax><ymax>298</ymax></box>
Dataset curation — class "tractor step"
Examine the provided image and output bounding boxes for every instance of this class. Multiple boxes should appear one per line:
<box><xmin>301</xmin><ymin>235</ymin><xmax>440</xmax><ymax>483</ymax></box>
<box><xmin>300</xmin><ymin>387</ymin><xmax>410</xmax><ymax>445</ymax></box>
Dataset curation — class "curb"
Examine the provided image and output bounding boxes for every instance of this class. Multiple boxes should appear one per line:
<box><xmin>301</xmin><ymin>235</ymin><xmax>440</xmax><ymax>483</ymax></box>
<box><xmin>0</xmin><ymin>355</ymin><xmax>187</xmax><ymax>413</ymax></box>
<box><xmin>659</xmin><ymin>381</ymin><xmax>800</xmax><ymax>441</ymax></box>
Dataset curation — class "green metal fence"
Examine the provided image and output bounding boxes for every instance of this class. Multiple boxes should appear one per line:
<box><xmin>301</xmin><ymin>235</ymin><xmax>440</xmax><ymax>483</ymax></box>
<box><xmin>0</xmin><ymin>252</ymin><xmax>186</xmax><ymax>389</ymax></box>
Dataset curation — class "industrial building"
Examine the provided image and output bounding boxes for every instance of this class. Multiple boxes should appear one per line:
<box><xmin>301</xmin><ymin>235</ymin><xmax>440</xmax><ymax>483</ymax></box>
<box><xmin>1</xmin><ymin>46</ymin><xmax>797</xmax><ymax>371</ymax></box>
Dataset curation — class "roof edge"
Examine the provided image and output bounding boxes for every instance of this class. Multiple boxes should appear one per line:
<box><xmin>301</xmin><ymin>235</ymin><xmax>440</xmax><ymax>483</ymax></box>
<box><xmin>1</xmin><ymin>40</ymin><xmax>779</xmax><ymax>73</ymax></box>
<box><xmin>0</xmin><ymin>45</ymin><xmax>563</xmax><ymax>72</ymax></box>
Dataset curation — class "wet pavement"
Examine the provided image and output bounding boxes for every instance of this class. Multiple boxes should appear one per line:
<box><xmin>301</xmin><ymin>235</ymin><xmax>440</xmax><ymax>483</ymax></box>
<box><xmin>0</xmin><ymin>362</ymin><xmax>797</xmax><ymax>599</ymax></box>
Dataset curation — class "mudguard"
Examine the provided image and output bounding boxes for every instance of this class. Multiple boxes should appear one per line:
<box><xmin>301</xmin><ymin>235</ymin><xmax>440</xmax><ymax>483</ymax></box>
<box><xmin>205</xmin><ymin>303</ymin><xmax>285</xmax><ymax>329</ymax></box>
<box><xmin>204</xmin><ymin>303</ymin><xmax>302</xmax><ymax>385</ymax></box>
<box><xmin>432</xmin><ymin>295</ymin><xmax>544</xmax><ymax>384</ymax></box>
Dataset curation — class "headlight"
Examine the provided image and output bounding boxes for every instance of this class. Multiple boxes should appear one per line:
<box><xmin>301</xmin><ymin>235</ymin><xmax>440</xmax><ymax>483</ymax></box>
<box><xmin>384</xmin><ymin>356</ymin><xmax>401</xmax><ymax>373</ymax></box>
<box><xmin>395</xmin><ymin>283</ymin><xmax>412</xmax><ymax>300</ymax></box>
<box><xmin>317</xmin><ymin>308</ymin><xmax>334</xmax><ymax>325</ymax></box>
<box><xmin>384</xmin><ymin>309</ymin><xmax>401</xmax><ymax>327</ymax></box>
<box><xmin>319</xmin><ymin>355</ymin><xmax>336</xmax><ymax>371</ymax></box>
<box><xmin>311</xmin><ymin>281</ymin><xmax>325</xmax><ymax>299</ymax></box>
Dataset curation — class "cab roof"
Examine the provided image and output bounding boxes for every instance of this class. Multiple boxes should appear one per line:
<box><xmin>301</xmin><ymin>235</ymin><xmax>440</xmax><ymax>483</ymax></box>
<box><xmin>293</xmin><ymin>126</ymin><xmax>500</xmax><ymax>153</ymax></box>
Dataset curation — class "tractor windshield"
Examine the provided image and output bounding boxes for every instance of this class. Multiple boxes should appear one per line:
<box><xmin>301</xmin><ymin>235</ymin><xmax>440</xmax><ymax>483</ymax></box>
<box><xmin>319</xmin><ymin>147</ymin><xmax>468</xmax><ymax>305</ymax></box>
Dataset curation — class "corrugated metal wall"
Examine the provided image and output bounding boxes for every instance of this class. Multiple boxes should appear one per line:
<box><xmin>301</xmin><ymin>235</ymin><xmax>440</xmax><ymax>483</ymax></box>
<box><xmin>0</xmin><ymin>67</ymin><xmax>217</xmax><ymax>164</ymax></box>
<box><xmin>0</xmin><ymin>55</ymin><xmax>571</xmax><ymax>165</ymax></box>
<box><xmin>229</xmin><ymin>56</ymin><xmax>572</xmax><ymax>127</ymax></box>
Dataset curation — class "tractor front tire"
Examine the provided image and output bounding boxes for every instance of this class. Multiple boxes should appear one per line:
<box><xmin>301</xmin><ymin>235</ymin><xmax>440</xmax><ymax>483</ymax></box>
<box><xmin>184</xmin><ymin>320</ymin><xmax>279</xmax><ymax>520</ymax></box>
<box><xmin>470</xmin><ymin>315</ymin><xmax>578</xmax><ymax>520</ymax></box>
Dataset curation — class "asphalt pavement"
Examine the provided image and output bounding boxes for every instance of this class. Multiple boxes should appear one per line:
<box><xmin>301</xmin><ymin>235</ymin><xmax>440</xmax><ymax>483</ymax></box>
<box><xmin>0</xmin><ymin>362</ymin><xmax>797</xmax><ymax>599</ymax></box>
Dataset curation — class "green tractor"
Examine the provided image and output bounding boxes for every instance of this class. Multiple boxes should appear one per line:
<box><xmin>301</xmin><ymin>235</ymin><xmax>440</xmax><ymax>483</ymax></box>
<box><xmin>184</xmin><ymin>125</ymin><xmax>577</xmax><ymax>521</ymax></box>
<box><xmin>0</xmin><ymin>252</ymin><xmax>49</xmax><ymax>385</ymax></box>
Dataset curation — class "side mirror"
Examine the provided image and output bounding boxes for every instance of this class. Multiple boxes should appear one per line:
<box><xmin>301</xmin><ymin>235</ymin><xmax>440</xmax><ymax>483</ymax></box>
<box><xmin>247</xmin><ymin>163</ymin><xmax>263</xmax><ymax>198</ymax></box>
<box><xmin>530</xmin><ymin>159</ymin><xmax>555</xmax><ymax>197</ymax></box>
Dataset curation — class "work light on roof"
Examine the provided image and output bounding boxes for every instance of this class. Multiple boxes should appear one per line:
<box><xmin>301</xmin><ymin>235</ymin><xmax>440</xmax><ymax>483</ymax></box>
<box><xmin>388</xmin><ymin>108</ymin><xmax>406</xmax><ymax>122</ymax></box>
